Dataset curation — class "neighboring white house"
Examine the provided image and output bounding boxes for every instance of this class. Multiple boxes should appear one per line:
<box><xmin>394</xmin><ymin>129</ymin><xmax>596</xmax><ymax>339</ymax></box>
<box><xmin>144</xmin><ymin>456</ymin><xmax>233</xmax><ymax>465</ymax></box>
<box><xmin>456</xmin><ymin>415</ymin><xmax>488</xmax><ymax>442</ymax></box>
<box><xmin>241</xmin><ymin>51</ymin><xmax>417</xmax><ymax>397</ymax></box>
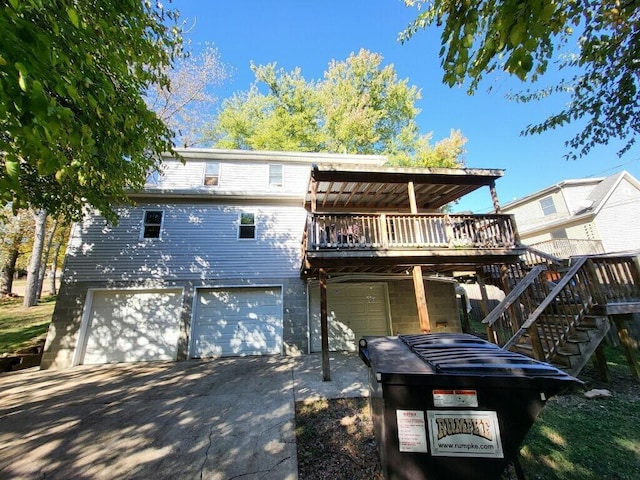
<box><xmin>41</xmin><ymin>148</ymin><xmax>516</xmax><ymax>369</ymax></box>
<box><xmin>501</xmin><ymin>171</ymin><xmax>640</xmax><ymax>258</ymax></box>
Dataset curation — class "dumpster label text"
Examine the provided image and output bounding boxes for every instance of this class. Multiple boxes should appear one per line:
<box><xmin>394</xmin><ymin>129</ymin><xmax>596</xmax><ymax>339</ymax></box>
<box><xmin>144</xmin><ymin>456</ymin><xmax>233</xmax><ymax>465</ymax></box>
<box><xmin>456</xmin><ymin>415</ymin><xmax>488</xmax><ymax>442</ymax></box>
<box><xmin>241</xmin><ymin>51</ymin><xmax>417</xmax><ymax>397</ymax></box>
<box><xmin>427</xmin><ymin>410</ymin><xmax>503</xmax><ymax>458</ymax></box>
<box><xmin>396</xmin><ymin>410</ymin><xmax>428</xmax><ymax>453</ymax></box>
<box><xmin>432</xmin><ymin>389</ymin><xmax>478</xmax><ymax>408</ymax></box>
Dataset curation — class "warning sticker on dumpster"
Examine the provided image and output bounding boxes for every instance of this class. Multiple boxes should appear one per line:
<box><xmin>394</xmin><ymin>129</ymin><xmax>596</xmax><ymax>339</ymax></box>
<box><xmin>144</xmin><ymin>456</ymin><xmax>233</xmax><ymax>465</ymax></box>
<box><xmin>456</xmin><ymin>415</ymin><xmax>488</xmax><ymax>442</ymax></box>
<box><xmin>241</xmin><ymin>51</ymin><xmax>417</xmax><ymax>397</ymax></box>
<box><xmin>396</xmin><ymin>410</ymin><xmax>428</xmax><ymax>453</ymax></box>
<box><xmin>427</xmin><ymin>410</ymin><xmax>503</xmax><ymax>458</ymax></box>
<box><xmin>433</xmin><ymin>389</ymin><xmax>478</xmax><ymax>408</ymax></box>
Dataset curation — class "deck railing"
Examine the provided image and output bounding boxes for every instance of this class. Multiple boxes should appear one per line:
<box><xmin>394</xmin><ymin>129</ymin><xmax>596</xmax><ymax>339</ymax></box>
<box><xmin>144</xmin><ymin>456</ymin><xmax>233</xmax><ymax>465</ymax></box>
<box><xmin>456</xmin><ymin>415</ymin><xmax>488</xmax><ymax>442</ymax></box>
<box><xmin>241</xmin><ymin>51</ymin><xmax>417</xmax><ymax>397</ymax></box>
<box><xmin>529</xmin><ymin>238</ymin><xmax>605</xmax><ymax>259</ymax></box>
<box><xmin>305</xmin><ymin>213</ymin><xmax>519</xmax><ymax>251</ymax></box>
<box><xmin>586</xmin><ymin>255</ymin><xmax>640</xmax><ymax>304</ymax></box>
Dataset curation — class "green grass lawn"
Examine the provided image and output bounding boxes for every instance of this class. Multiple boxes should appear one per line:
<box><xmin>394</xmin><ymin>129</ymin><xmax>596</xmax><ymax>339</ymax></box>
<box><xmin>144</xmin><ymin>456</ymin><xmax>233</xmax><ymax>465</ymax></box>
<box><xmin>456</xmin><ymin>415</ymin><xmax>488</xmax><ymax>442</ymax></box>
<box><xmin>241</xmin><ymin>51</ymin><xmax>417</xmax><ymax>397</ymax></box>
<box><xmin>520</xmin><ymin>345</ymin><xmax>640</xmax><ymax>480</ymax></box>
<box><xmin>0</xmin><ymin>296</ymin><xmax>55</xmax><ymax>354</ymax></box>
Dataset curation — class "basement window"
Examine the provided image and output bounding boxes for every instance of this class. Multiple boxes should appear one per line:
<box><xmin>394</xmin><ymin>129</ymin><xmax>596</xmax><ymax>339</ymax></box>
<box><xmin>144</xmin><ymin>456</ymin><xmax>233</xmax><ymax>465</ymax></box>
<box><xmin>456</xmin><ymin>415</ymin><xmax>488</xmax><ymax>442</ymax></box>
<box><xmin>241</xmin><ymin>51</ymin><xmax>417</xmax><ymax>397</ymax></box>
<box><xmin>239</xmin><ymin>212</ymin><xmax>256</xmax><ymax>239</ymax></box>
<box><xmin>142</xmin><ymin>210</ymin><xmax>163</xmax><ymax>239</ymax></box>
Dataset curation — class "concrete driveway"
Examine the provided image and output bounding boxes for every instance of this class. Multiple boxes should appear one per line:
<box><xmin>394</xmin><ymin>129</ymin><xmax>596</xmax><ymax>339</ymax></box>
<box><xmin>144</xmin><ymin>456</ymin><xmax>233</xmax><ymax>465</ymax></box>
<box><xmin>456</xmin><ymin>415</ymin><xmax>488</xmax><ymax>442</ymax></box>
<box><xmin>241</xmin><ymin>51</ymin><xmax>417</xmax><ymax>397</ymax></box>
<box><xmin>0</xmin><ymin>354</ymin><xmax>368</xmax><ymax>480</ymax></box>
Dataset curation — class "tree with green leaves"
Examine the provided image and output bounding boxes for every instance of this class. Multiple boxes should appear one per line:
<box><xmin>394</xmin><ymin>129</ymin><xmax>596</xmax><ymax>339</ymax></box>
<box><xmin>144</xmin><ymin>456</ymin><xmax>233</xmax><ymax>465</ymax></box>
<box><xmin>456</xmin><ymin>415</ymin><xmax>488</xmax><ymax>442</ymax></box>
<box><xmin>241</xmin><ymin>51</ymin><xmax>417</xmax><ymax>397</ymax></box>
<box><xmin>0</xmin><ymin>206</ymin><xmax>32</xmax><ymax>296</ymax></box>
<box><xmin>207</xmin><ymin>49</ymin><xmax>466</xmax><ymax>167</ymax></box>
<box><xmin>400</xmin><ymin>0</ymin><xmax>640</xmax><ymax>160</ymax></box>
<box><xmin>0</xmin><ymin>0</ymin><xmax>183</xmax><ymax>224</ymax></box>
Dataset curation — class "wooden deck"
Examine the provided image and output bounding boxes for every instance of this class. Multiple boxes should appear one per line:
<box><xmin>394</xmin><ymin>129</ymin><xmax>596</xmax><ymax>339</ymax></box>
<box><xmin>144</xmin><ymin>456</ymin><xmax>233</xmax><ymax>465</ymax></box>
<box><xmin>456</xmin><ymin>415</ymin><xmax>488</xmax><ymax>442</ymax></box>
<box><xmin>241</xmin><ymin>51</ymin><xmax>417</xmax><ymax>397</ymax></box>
<box><xmin>301</xmin><ymin>213</ymin><xmax>526</xmax><ymax>275</ymax></box>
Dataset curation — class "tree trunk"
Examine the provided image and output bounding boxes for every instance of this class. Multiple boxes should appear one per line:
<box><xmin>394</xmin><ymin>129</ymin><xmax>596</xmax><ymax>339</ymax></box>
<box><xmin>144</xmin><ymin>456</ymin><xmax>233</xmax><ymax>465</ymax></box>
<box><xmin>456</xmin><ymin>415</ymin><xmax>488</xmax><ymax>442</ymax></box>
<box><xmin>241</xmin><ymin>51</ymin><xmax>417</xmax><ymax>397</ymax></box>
<box><xmin>49</xmin><ymin>227</ymin><xmax>65</xmax><ymax>296</ymax></box>
<box><xmin>23</xmin><ymin>209</ymin><xmax>47</xmax><ymax>307</ymax></box>
<box><xmin>0</xmin><ymin>247</ymin><xmax>20</xmax><ymax>295</ymax></box>
<box><xmin>38</xmin><ymin>218</ymin><xmax>58</xmax><ymax>299</ymax></box>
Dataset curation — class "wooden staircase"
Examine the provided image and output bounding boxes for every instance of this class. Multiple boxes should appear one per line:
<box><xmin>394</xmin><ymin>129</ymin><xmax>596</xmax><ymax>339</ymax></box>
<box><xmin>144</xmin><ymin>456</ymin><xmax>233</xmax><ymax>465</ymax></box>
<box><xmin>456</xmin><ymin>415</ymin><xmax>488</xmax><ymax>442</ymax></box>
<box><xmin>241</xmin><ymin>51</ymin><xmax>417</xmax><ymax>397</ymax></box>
<box><xmin>481</xmin><ymin>250</ymin><xmax>640</xmax><ymax>378</ymax></box>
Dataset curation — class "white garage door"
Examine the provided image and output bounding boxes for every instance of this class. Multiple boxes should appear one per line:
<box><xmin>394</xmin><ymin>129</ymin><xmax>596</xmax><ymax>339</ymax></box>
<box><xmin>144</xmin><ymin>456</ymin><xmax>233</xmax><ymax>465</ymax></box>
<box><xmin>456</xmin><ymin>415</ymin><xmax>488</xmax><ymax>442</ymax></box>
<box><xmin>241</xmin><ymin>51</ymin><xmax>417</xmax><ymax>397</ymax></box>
<box><xmin>191</xmin><ymin>287</ymin><xmax>283</xmax><ymax>358</ymax></box>
<box><xmin>310</xmin><ymin>283</ymin><xmax>390</xmax><ymax>352</ymax></box>
<box><xmin>79</xmin><ymin>289</ymin><xmax>183</xmax><ymax>365</ymax></box>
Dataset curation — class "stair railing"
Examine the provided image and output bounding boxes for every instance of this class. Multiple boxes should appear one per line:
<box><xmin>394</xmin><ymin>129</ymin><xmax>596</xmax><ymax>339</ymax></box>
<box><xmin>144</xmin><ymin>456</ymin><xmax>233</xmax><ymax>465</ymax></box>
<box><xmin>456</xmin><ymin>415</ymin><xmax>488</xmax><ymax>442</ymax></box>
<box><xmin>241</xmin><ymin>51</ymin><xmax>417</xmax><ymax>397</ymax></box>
<box><xmin>482</xmin><ymin>265</ymin><xmax>548</xmax><ymax>345</ymax></box>
<box><xmin>502</xmin><ymin>257</ymin><xmax>593</xmax><ymax>361</ymax></box>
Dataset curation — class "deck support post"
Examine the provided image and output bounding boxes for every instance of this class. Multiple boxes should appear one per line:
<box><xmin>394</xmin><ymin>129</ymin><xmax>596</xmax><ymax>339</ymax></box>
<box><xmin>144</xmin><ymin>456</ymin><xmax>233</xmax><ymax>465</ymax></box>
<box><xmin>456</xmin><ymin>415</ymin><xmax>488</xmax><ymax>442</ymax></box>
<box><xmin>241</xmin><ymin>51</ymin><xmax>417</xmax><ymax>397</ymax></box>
<box><xmin>613</xmin><ymin>314</ymin><xmax>640</xmax><ymax>381</ymax></box>
<box><xmin>476</xmin><ymin>268</ymin><xmax>496</xmax><ymax>342</ymax></box>
<box><xmin>413</xmin><ymin>266</ymin><xmax>431</xmax><ymax>332</ymax></box>
<box><xmin>319</xmin><ymin>268</ymin><xmax>331</xmax><ymax>381</ymax></box>
<box><xmin>489</xmin><ymin>181</ymin><xmax>501</xmax><ymax>213</ymax></box>
<box><xmin>592</xmin><ymin>343</ymin><xmax>611</xmax><ymax>383</ymax></box>
<box><xmin>408</xmin><ymin>182</ymin><xmax>431</xmax><ymax>333</ymax></box>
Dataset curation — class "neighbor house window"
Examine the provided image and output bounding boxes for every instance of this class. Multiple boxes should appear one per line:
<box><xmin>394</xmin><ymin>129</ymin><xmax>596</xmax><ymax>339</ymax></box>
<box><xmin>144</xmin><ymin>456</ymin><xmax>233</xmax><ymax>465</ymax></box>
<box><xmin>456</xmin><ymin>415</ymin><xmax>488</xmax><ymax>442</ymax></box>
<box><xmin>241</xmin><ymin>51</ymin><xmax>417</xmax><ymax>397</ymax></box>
<box><xmin>142</xmin><ymin>210</ymin><xmax>163</xmax><ymax>239</ymax></box>
<box><xmin>239</xmin><ymin>212</ymin><xmax>256</xmax><ymax>239</ymax></box>
<box><xmin>204</xmin><ymin>162</ymin><xmax>220</xmax><ymax>186</ymax></box>
<box><xmin>539</xmin><ymin>196</ymin><xmax>557</xmax><ymax>216</ymax></box>
<box><xmin>269</xmin><ymin>164</ymin><xmax>283</xmax><ymax>187</ymax></box>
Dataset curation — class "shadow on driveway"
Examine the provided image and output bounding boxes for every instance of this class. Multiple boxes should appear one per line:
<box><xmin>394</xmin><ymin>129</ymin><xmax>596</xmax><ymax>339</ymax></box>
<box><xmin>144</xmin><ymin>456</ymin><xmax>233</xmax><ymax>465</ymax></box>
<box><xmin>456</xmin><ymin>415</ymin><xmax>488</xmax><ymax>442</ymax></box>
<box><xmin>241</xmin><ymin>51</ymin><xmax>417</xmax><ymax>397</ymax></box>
<box><xmin>0</xmin><ymin>357</ymin><xmax>298</xmax><ymax>480</ymax></box>
<box><xmin>0</xmin><ymin>353</ymin><xmax>370</xmax><ymax>480</ymax></box>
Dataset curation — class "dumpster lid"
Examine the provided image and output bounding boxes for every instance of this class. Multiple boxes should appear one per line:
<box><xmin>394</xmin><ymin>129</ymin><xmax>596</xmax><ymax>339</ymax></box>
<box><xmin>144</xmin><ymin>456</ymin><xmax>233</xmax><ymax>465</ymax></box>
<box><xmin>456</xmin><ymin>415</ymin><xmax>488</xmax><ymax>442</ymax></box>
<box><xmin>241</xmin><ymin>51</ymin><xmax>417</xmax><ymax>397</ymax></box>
<box><xmin>398</xmin><ymin>333</ymin><xmax>568</xmax><ymax>377</ymax></box>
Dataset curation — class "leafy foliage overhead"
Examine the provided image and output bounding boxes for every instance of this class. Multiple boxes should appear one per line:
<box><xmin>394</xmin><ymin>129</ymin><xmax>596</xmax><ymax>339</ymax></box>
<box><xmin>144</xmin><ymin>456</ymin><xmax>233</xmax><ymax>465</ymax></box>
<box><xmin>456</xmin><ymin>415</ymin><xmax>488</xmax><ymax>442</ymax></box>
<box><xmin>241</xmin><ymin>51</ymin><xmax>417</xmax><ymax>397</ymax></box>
<box><xmin>0</xmin><ymin>0</ymin><xmax>183</xmax><ymax>222</ymax></box>
<box><xmin>207</xmin><ymin>49</ymin><xmax>466</xmax><ymax>168</ymax></box>
<box><xmin>400</xmin><ymin>0</ymin><xmax>640</xmax><ymax>159</ymax></box>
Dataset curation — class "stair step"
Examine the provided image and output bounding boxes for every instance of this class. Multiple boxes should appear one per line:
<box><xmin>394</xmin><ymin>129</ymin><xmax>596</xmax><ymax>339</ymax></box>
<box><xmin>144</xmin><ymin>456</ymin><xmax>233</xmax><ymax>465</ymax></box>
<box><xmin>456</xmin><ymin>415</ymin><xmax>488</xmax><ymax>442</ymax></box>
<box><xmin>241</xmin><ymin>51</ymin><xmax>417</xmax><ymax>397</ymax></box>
<box><xmin>580</xmin><ymin>315</ymin><xmax>609</xmax><ymax>328</ymax></box>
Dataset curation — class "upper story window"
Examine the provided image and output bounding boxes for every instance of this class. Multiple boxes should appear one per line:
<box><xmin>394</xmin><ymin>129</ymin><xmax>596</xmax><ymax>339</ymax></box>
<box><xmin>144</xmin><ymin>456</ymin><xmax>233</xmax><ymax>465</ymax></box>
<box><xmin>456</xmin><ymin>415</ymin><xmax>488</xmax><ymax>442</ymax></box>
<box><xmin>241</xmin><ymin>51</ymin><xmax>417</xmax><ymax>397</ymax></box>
<box><xmin>539</xmin><ymin>196</ymin><xmax>557</xmax><ymax>216</ymax></box>
<box><xmin>145</xmin><ymin>169</ymin><xmax>161</xmax><ymax>186</ymax></box>
<box><xmin>239</xmin><ymin>212</ymin><xmax>256</xmax><ymax>239</ymax></box>
<box><xmin>269</xmin><ymin>164</ymin><xmax>283</xmax><ymax>187</ymax></box>
<box><xmin>204</xmin><ymin>162</ymin><xmax>220</xmax><ymax>186</ymax></box>
<box><xmin>142</xmin><ymin>210</ymin><xmax>163</xmax><ymax>239</ymax></box>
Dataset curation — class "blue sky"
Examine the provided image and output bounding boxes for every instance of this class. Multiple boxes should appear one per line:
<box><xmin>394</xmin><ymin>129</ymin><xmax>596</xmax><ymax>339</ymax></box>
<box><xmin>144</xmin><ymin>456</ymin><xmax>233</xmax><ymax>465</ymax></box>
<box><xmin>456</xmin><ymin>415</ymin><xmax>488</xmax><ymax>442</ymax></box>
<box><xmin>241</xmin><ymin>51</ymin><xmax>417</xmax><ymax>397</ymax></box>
<box><xmin>171</xmin><ymin>0</ymin><xmax>640</xmax><ymax>212</ymax></box>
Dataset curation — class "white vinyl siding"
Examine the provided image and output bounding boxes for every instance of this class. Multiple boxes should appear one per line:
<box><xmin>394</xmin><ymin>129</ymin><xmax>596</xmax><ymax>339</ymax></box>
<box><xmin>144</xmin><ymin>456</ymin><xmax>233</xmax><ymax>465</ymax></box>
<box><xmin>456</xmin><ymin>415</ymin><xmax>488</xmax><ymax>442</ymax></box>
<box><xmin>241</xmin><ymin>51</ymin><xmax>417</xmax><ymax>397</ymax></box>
<box><xmin>191</xmin><ymin>287</ymin><xmax>283</xmax><ymax>357</ymax></box>
<box><xmin>65</xmin><ymin>203</ymin><xmax>307</xmax><ymax>282</ymax></box>
<box><xmin>594</xmin><ymin>178</ymin><xmax>640</xmax><ymax>252</ymax></box>
<box><xmin>148</xmin><ymin>159</ymin><xmax>310</xmax><ymax>195</ymax></box>
<box><xmin>562</xmin><ymin>184</ymin><xmax>599</xmax><ymax>214</ymax></box>
<box><xmin>77</xmin><ymin>289</ymin><xmax>182</xmax><ymax>365</ymax></box>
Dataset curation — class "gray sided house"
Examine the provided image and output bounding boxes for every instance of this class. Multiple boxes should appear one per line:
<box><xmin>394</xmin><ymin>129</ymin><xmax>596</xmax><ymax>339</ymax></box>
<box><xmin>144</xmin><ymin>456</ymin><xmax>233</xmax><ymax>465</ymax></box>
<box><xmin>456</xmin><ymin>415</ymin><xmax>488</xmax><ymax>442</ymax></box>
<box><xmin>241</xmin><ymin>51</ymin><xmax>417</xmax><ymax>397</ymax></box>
<box><xmin>42</xmin><ymin>149</ymin><xmax>523</xmax><ymax>370</ymax></box>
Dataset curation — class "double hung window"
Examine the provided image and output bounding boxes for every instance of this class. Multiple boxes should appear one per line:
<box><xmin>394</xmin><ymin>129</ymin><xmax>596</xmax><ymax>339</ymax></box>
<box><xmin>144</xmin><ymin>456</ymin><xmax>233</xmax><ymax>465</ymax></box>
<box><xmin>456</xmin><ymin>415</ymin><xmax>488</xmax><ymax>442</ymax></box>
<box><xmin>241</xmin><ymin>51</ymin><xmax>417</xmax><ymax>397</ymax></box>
<box><xmin>204</xmin><ymin>162</ymin><xmax>220</xmax><ymax>186</ymax></box>
<box><xmin>142</xmin><ymin>210</ymin><xmax>163</xmax><ymax>239</ymax></box>
<box><xmin>239</xmin><ymin>212</ymin><xmax>256</xmax><ymax>239</ymax></box>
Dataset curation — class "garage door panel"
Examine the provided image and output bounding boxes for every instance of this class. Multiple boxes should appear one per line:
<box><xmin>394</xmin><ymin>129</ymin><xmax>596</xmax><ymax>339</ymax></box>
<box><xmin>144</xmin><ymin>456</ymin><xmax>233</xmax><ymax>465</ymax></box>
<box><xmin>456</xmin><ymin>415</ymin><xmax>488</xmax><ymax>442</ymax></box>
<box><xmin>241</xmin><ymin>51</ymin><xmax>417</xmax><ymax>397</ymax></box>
<box><xmin>192</xmin><ymin>287</ymin><xmax>283</xmax><ymax>358</ymax></box>
<box><xmin>81</xmin><ymin>289</ymin><xmax>182</xmax><ymax>365</ymax></box>
<box><xmin>310</xmin><ymin>283</ymin><xmax>390</xmax><ymax>352</ymax></box>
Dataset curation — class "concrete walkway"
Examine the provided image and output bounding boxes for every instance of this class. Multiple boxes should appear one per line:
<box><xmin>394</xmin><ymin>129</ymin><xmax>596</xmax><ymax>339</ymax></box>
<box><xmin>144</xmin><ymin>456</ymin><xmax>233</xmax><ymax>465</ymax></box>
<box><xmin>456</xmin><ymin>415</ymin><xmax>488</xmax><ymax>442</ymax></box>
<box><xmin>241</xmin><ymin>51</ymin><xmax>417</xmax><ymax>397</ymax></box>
<box><xmin>0</xmin><ymin>354</ymin><xmax>369</xmax><ymax>480</ymax></box>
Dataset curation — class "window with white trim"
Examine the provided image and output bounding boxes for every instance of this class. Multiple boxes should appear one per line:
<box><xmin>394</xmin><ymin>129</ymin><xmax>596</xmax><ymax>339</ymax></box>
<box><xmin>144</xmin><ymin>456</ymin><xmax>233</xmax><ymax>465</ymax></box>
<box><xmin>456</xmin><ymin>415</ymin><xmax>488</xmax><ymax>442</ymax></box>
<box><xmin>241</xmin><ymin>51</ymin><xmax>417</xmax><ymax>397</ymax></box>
<box><xmin>204</xmin><ymin>162</ymin><xmax>220</xmax><ymax>186</ymax></box>
<box><xmin>239</xmin><ymin>212</ymin><xmax>256</xmax><ymax>239</ymax></box>
<box><xmin>142</xmin><ymin>210</ymin><xmax>163</xmax><ymax>239</ymax></box>
<box><xmin>539</xmin><ymin>196</ymin><xmax>557</xmax><ymax>216</ymax></box>
<box><xmin>269</xmin><ymin>164</ymin><xmax>283</xmax><ymax>187</ymax></box>
<box><xmin>145</xmin><ymin>169</ymin><xmax>161</xmax><ymax>186</ymax></box>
